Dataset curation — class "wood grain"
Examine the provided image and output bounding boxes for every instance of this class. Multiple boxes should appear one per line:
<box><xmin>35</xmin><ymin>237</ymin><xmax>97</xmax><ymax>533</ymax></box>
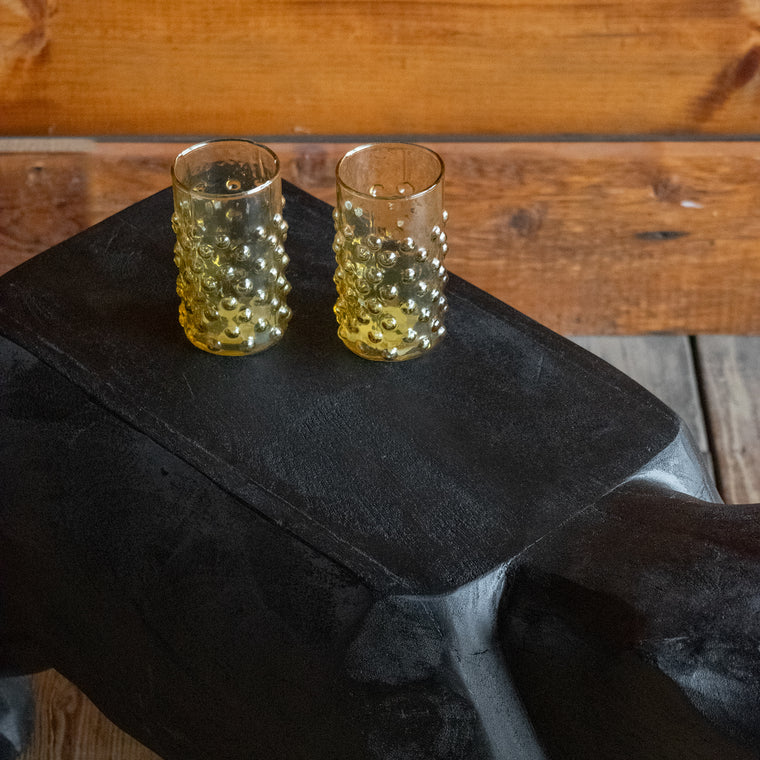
<box><xmin>2</xmin><ymin>0</ymin><xmax>760</xmax><ymax>136</ymax></box>
<box><xmin>0</xmin><ymin>150</ymin><xmax>90</xmax><ymax>276</ymax></box>
<box><xmin>695</xmin><ymin>335</ymin><xmax>760</xmax><ymax>503</ymax></box>
<box><xmin>20</xmin><ymin>670</ymin><xmax>160</xmax><ymax>760</ymax></box>
<box><xmin>30</xmin><ymin>141</ymin><xmax>760</xmax><ymax>333</ymax></box>
<box><xmin>3</xmin><ymin>140</ymin><xmax>760</xmax><ymax>333</ymax></box>
<box><xmin>391</xmin><ymin>141</ymin><xmax>760</xmax><ymax>335</ymax></box>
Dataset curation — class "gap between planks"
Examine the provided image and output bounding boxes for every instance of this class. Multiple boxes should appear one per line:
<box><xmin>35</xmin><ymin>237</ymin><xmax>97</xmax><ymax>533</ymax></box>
<box><xmin>694</xmin><ymin>336</ymin><xmax>760</xmax><ymax>505</ymax></box>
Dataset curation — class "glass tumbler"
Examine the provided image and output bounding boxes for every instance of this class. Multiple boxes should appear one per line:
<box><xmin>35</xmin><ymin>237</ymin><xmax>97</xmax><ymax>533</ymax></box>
<box><xmin>171</xmin><ymin>139</ymin><xmax>291</xmax><ymax>356</ymax></box>
<box><xmin>332</xmin><ymin>143</ymin><xmax>449</xmax><ymax>361</ymax></box>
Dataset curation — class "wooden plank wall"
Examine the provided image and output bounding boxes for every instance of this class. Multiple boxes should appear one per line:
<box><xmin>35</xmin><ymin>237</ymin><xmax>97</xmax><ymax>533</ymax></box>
<box><xmin>3</xmin><ymin>0</ymin><xmax>760</xmax><ymax>333</ymax></box>
<box><xmin>2</xmin><ymin>0</ymin><xmax>760</xmax><ymax>136</ymax></box>
<box><xmin>2</xmin><ymin>138</ymin><xmax>760</xmax><ymax>335</ymax></box>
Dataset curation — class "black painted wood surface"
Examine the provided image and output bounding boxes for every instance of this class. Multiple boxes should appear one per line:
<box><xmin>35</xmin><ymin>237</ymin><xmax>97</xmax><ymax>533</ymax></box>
<box><xmin>0</xmin><ymin>185</ymin><xmax>758</xmax><ymax>759</ymax></box>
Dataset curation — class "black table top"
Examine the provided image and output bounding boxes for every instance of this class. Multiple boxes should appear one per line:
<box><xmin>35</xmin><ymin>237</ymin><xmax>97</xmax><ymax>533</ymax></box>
<box><xmin>0</xmin><ymin>183</ymin><xmax>684</xmax><ymax>594</ymax></box>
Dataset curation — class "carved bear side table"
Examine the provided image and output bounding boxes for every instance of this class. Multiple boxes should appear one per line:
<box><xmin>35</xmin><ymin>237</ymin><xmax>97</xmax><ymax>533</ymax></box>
<box><xmin>1</xmin><ymin>184</ymin><xmax>758</xmax><ymax>759</ymax></box>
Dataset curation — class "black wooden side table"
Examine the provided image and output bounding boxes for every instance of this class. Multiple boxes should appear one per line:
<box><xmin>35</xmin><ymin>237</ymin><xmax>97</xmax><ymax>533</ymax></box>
<box><xmin>1</xmin><ymin>184</ymin><xmax>758</xmax><ymax>759</ymax></box>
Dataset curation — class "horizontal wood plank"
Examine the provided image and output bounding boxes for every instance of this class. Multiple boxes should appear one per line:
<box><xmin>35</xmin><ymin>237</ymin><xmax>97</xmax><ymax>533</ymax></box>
<box><xmin>695</xmin><ymin>335</ymin><xmax>760</xmax><ymax>504</ymax></box>
<box><xmin>0</xmin><ymin>151</ymin><xmax>90</xmax><ymax>276</ymax></box>
<box><xmin>2</xmin><ymin>1</ymin><xmax>760</xmax><ymax>136</ymax></box>
<box><xmin>278</xmin><ymin>141</ymin><xmax>760</xmax><ymax>334</ymax></box>
<box><xmin>3</xmin><ymin>140</ymin><xmax>760</xmax><ymax>334</ymax></box>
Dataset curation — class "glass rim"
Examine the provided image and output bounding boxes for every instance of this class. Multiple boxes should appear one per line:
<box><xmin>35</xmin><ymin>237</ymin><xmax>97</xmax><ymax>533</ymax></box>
<box><xmin>171</xmin><ymin>138</ymin><xmax>281</xmax><ymax>200</ymax></box>
<box><xmin>335</xmin><ymin>142</ymin><xmax>444</xmax><ymax>202</ymax></box>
